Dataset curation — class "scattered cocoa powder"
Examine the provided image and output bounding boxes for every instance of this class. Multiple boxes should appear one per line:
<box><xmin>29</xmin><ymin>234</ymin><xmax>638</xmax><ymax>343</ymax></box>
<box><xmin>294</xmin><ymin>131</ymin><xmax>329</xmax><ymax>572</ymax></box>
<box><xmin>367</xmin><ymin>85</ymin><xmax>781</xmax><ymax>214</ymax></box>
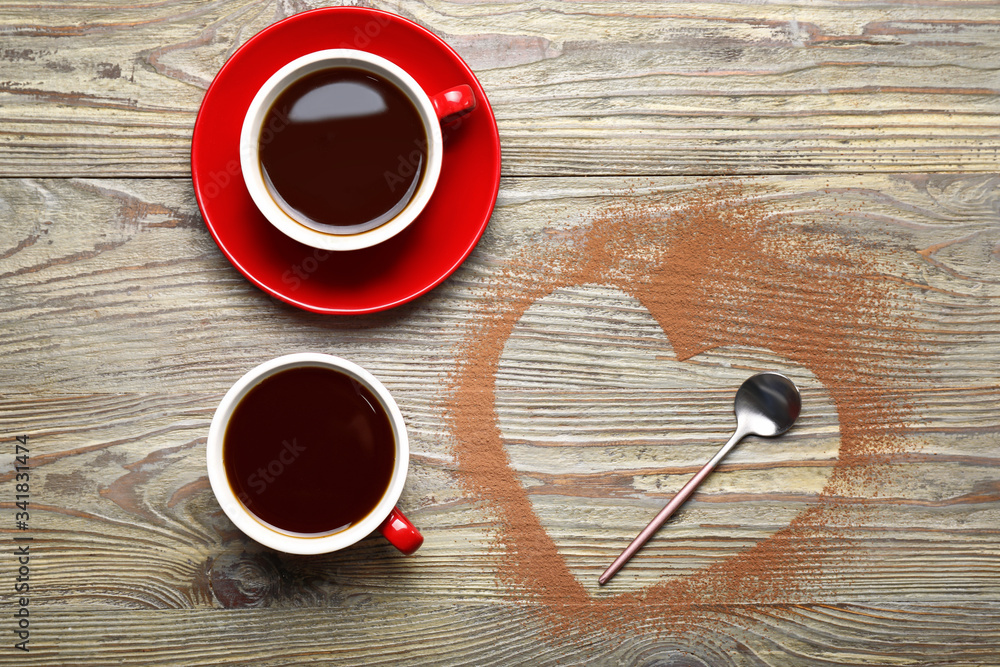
<box><xmin>443</xmin><ymin>181</ymin><xmax>920</xmax><ymax>639</ymax></box>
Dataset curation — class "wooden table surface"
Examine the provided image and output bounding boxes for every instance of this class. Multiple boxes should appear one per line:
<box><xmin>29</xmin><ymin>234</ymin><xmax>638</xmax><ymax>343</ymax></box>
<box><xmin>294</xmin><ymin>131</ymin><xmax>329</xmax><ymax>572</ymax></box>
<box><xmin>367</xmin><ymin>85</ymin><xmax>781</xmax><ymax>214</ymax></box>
<box><xmin>2</xmin><ymin>1</ymin><xmax>999</xmax><ymax>665</ymax></box>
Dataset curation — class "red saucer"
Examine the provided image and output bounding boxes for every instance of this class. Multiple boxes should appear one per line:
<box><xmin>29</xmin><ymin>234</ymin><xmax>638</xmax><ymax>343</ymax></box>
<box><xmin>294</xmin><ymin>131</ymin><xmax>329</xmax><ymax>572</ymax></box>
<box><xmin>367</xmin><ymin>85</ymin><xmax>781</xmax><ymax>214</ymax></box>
<box><xmin>192</xmin><ymin>7</ymin><xmax>501</xmax><ymax>314</ymax></box>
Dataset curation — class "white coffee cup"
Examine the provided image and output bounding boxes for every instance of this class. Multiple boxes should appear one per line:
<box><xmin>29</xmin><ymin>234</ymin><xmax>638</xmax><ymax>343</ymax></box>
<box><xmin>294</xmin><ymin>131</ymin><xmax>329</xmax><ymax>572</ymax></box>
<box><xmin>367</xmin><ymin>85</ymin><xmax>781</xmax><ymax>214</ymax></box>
<box><xmin>206</xmin><ymin>353</ymin><xmax>423</xmax><ymax>555</ymax></box>
<box><xmin>240</xmin><ymin>49</ymin><xmax>475</xmax><ymax>252</ymax></box>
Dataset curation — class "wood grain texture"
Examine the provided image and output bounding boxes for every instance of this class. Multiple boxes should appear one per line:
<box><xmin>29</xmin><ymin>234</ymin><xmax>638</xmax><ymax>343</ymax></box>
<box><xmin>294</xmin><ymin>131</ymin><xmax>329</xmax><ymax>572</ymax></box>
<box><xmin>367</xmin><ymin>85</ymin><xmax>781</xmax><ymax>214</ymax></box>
<box><xmin>1</xmin><ymin>174</ymin><xmax>999</xmax><ymax>664</ymax></box>
<box><xmin>3</xmin><ymin>604</ymin><xmax>999</xmax><ymax>666</ymax></box>
<box><xmin>2</xmin><ymin>0</ymin><xmax>1000</xmax><ymax>663</ymax></box>
<box><xmin>0</xmin><ymin>0</ymin><xmax>998</xmax><ymax>177</ymax></box>
<box><xmin>2</xmin><ymin>175</ymin><xmax>999</xmax><ymax>392</ymax></box>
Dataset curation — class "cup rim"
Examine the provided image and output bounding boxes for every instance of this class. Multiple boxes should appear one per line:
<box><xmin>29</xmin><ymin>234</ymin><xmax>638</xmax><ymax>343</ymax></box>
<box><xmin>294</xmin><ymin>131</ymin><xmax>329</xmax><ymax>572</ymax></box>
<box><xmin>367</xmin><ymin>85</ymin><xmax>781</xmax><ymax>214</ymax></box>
<box><xmin>206</xmin><ymin>353</ymin><xmax>409</xmax><ymax>555</ymax></box>
<box><xmin>239</xmin><ymin>49</ymin><xmax>444</xmax><ymax>252</ymax></box>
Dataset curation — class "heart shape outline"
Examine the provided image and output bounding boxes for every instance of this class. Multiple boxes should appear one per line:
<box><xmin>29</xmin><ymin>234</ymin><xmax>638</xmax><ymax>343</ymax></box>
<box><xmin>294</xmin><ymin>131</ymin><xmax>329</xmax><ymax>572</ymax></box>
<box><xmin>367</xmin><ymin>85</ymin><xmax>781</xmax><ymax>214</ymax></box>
<box><xmin>445</xmin><ymin>184</ymin><xmax>918</xmax><ymax>638</ymax></box>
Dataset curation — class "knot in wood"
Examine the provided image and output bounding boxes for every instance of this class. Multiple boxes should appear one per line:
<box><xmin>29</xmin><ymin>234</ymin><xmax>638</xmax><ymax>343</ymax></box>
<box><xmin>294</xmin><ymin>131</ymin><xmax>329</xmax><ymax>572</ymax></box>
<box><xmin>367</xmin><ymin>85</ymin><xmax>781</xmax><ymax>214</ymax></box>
<box><xmin>209</xmin><ymin>551</ymin><xmax>283</xmax><ymax>608</ymax></box>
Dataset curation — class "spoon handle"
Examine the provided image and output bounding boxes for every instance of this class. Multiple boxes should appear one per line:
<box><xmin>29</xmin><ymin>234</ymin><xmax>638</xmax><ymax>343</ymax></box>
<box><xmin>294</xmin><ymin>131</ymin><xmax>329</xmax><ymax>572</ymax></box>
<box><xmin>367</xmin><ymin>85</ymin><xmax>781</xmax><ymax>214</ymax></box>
<box><xmin>598</xmin><ymin>430</ymin><xmax>745</xmax><ymax>585</ymax></box>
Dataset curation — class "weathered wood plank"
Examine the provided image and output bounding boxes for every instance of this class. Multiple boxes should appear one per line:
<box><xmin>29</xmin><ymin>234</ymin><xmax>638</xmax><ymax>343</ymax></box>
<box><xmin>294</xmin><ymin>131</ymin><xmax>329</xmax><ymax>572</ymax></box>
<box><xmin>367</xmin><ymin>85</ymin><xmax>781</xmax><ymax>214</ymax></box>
<box><xmin>1</xmin><ymin>174</ymin><xmax>998</xmax><ymax>393</ymax></box>
<box><xmin>0</xmin><ymin>0</ymin><xmax>997</xmax><ymax>176</ymax></box>
<box><xmin>4</xmin><ymin>603</ymin><xmax>1000</xmax><ymax>665</ymax></box>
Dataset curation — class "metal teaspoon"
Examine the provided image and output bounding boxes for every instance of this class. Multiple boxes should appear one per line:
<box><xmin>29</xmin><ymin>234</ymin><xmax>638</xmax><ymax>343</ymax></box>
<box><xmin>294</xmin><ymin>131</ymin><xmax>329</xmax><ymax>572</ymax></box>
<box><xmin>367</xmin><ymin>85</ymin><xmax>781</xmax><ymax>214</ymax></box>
<box><xmin>598</xmin><ymin>372</ymin><xmax>802</xmax><ymax>585</ymax></box>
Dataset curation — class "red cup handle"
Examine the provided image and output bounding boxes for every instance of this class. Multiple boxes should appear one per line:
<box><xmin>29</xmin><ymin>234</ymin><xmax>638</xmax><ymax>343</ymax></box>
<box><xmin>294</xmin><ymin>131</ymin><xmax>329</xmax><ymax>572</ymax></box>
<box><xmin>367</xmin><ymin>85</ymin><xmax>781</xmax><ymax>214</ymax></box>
<box><xmin>379</xmin><ymin>506</ymin><xmax>423</xmax><ymax>555</ymax></box>
<box><xmin>431</xmin><ymin>85</ymin><xmax>477</xmax><ymax>125</ymax></box>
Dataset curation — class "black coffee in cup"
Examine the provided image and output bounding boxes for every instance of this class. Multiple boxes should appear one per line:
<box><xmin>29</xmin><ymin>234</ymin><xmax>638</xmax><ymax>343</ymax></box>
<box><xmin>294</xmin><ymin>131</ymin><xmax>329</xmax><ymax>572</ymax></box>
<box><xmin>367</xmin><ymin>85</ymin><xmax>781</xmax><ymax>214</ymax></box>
<box><xmin>223</xmin><ymin>365</ymin><xmax>397</xmax><ymax>535</ymax></box>
<box><xmin>258</xmin><ymin>67</ymin><xmax>427</xmax><ymax>235</ymax></box>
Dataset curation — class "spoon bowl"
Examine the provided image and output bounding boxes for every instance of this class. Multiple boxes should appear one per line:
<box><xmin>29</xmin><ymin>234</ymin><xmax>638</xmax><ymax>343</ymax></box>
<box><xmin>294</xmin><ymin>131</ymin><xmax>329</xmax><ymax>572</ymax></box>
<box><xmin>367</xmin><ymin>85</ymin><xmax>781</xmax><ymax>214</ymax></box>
<box><xmin>598</xmin><ymin>372</ymin><xmax>802</xmax><ymax>585</ymax></box>
<box><xmin>734</xmin><ymin>371</ymin><xmax>801</xmax><ymax>438</ymax></box>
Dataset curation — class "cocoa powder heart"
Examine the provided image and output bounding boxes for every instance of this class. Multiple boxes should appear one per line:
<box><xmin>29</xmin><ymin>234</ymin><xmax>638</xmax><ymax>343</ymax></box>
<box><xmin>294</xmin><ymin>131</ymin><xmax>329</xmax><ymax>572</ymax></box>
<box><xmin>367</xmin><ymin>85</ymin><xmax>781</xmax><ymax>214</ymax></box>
<box><xmin>445</xmin><ymin>183</ymin><xmax>918</xmax><ymax>638</ymax></box>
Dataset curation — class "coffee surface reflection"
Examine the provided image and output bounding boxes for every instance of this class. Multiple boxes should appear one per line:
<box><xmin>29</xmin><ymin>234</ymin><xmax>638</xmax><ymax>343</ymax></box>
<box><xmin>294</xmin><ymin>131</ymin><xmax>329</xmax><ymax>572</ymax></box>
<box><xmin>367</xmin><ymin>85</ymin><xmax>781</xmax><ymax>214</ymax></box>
<box><xmin>259</xmin><ymin>67</ymin><xmax>427</xmax><ymax>234</ymax></box>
